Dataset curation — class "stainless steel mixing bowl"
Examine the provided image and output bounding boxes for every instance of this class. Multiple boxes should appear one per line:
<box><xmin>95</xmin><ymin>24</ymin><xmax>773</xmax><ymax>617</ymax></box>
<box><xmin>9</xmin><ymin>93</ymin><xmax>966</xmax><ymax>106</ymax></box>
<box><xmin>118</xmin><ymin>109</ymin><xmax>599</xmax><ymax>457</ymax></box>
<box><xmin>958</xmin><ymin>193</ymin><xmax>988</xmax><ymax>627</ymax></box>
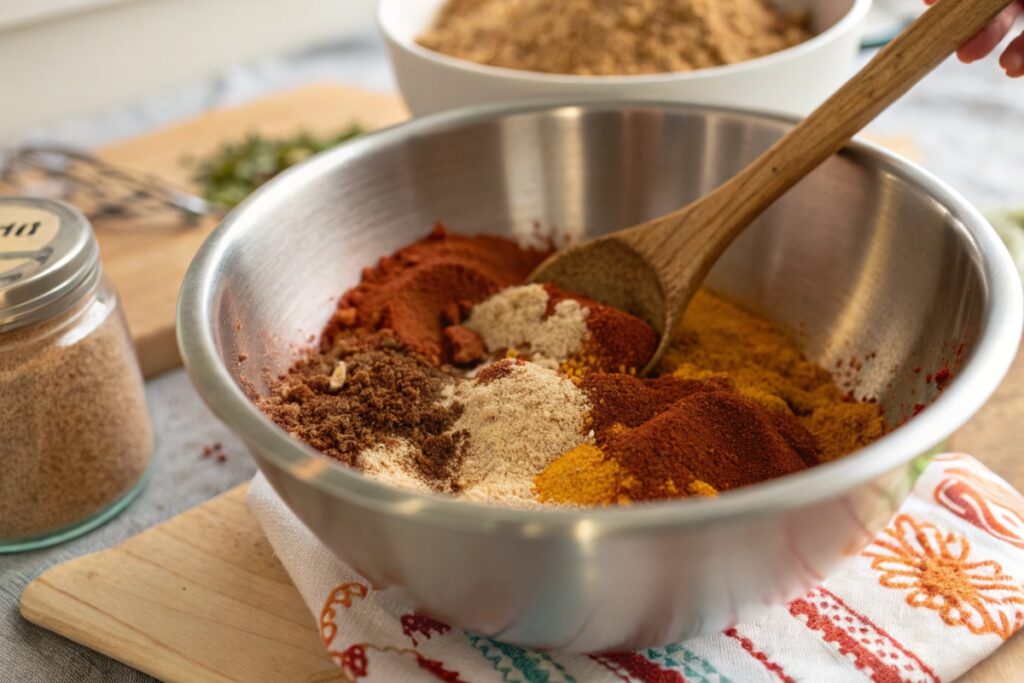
<box><xmin>178</xmin><ymin>102</ymin><xmax>1022</xmax><ymax>652</ymax></box>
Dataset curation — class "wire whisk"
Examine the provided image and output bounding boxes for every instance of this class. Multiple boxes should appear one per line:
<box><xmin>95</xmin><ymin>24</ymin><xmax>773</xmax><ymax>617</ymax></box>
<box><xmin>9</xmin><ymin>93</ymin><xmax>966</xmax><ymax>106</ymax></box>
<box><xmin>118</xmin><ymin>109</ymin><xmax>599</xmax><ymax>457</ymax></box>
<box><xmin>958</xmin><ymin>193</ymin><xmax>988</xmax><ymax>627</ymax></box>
<box><xmin>0</xmin><ymin>144</ymin><xmax>222</xmax><ymax>224</ymax></box>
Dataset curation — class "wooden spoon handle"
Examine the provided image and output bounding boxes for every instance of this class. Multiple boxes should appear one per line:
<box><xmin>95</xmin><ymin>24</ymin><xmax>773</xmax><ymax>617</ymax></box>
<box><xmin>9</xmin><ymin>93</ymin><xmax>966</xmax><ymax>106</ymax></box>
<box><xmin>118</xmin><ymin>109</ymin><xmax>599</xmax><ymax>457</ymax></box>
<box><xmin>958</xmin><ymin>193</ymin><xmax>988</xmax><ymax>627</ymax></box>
<box><xmin>664</xmin><ymin>0</ymin><xmax>1015</xmax><ymax>246</ymax></box>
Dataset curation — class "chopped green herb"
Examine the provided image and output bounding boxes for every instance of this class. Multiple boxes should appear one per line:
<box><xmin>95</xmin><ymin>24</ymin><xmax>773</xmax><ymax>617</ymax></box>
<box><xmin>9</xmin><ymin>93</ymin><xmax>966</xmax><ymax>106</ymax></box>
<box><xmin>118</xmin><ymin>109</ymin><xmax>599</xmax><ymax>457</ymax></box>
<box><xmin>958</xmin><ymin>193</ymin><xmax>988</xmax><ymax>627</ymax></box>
<box><xmin>188</xmin><ymin>126</ymin><xmax>365</xmax><ymax>207</ymax></box>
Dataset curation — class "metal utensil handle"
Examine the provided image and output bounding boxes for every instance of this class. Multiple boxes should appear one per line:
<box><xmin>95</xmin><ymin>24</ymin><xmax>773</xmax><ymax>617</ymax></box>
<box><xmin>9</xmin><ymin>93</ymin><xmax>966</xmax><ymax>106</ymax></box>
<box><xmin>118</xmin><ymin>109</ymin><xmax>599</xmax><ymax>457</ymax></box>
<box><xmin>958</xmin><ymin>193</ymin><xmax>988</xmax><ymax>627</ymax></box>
<box><xmin>0</xmin><ymin>144</ymin><xmax>221</xmax><ymax>223</ymax></box>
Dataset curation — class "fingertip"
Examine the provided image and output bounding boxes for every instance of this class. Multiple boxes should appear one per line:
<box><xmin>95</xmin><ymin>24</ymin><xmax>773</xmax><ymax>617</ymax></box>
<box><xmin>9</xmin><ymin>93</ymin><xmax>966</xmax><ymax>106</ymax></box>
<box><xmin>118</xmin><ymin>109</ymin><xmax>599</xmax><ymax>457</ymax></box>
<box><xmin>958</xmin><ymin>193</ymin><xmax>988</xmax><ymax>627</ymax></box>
<box><xmin>958</xmin><ymin>6</ymin><xmax>1024</xmax><ymax>64</ymax></box>
<box><xmin>1000</xmin><ymin>32</ymin><xmax>1024</xmax><ymax>76</ymax></box>
<box><xmin>1000</xmin><ymin>53</ymin><xmax>1023</xmax><ymax>73</ymax></box>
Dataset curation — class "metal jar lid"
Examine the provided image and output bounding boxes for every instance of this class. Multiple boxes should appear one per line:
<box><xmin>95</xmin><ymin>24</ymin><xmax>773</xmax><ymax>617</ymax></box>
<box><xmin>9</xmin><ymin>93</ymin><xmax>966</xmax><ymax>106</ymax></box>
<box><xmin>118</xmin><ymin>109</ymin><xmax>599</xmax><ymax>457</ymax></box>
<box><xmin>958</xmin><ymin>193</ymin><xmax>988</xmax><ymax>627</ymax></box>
<box><xmin>0</xmin><ymin>197</ymin><xmax>101</xmax><ymax>333</ymax></box>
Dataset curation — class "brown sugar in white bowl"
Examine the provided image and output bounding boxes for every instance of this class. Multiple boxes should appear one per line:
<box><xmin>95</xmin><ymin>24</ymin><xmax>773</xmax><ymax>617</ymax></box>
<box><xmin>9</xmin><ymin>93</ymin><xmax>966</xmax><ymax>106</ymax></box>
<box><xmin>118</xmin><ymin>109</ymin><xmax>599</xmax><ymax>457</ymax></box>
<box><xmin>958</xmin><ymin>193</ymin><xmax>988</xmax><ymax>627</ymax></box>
<box><xmin>379</xmin><ymin>0</ymin><xmax>871</xmax><ymax>116</ymax></box>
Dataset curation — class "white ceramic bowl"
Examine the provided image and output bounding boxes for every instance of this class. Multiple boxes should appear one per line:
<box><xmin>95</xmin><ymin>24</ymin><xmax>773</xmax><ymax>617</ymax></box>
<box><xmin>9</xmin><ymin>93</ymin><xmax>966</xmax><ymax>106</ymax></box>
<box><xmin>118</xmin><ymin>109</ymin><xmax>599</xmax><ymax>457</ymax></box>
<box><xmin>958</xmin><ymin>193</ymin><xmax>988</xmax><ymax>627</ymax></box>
<box><xmin>379</xmin><ymin>0</ymin><xmax>872</xmax><ymax>116</ymax></box>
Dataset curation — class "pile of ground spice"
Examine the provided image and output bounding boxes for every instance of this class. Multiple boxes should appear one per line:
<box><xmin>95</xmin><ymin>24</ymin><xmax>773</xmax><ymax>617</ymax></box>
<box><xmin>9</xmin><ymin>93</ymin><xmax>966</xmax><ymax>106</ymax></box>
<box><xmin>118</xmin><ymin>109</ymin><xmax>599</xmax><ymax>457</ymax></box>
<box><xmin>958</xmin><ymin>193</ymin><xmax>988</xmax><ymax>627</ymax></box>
<box><xmin>546</xmin><ymin>284</ymin><xmax>658</xmax><ymax>376</ymax></box>
<box><xmin>324</xmin><ymin>223</ymin><xmax>550</xmax><ymax>363</ymax></box>
<box><xmin>534</xmin><ymin>292</ymin><xmax>888</xmax><ymax>506</ymax></box>
<box><xmin>463</xmin><ymin>284</ymin><xmax>590</xmax><ymax>367</ymax></box>
<box><xmin>462</xmin><ymin>283</ymin><xmax>657</xmax><ymax>373</ymax></box>
<box><xmin>417</xmin><ymin>0</ymin><xmax>812</xmax><ymax>76</ymax></box>
<box><xmin>664</xmin><ymin>291</ymin><xmax>887</xmax><ymax>461</ymax></box>
<box><xmin>257</xmin><ymin>333</ymin><xmax>466</xmax><ymax>490</ymax></box>
<box><xmin>260</xmin><ymin>227</ymin><xmax>889</xmax><ymax>509</ymax></box>
<box><xmin>534</xmin><ymin>372</ymin><xmax>819</xmax><ymax>505</ymax></box>
<box><xmin>454</xmin><ymin>359</ymin><xmax>592</xmax><ymax>506</ymax></box>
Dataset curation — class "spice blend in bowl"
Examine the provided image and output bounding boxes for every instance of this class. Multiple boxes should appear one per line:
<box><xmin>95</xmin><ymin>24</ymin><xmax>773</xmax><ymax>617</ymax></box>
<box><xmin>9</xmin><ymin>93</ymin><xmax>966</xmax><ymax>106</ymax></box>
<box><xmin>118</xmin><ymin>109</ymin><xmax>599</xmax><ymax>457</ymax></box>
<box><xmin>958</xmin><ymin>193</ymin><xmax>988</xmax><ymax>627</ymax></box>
<box><xmin>180</xmin><ymin>101</ymin><xmax>1022</xmax><ymax>651</ymax></box>
<box><xmin>417</xmin><ymin>0</ymin><xmax>813</xmax><ymax>76</ymax></box>
<box><xmin>258</xmin><ymin>224</ymin><xmax>886</xmax><ymax>508</ymax></box>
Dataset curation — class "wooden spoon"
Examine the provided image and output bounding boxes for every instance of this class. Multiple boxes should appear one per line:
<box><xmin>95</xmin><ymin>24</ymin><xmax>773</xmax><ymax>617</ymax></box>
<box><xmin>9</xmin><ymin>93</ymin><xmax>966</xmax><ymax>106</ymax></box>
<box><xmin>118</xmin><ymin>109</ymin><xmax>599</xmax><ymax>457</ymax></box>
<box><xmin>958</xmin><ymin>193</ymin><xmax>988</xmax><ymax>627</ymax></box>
<box><xmin>530</xmin><ymin>0</ymin><xmax>1014</xmax><ymax>374</ymax></box>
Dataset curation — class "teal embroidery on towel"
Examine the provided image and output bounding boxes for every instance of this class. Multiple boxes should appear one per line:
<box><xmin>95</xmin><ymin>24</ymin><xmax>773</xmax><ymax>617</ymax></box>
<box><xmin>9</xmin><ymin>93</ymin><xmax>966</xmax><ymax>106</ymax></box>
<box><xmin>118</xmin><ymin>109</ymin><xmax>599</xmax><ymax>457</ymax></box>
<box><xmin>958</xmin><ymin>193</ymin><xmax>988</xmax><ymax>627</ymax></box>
<box><xmin>645</xmin><ymin>643</ymin><xmax>732</xmax><ymax>683</ymax></box>
<box><xmin>466</xmin><ymin>634</ymin><xmax>577</xmax><ymax>683</ymax></box>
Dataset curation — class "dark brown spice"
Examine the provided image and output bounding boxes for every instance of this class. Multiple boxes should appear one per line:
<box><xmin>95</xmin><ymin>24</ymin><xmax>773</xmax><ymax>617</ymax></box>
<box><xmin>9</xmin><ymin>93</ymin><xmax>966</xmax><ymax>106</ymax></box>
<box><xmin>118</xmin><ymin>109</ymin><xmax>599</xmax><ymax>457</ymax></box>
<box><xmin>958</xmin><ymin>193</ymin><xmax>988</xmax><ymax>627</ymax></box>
<box><xmin>258</xmin><ymin>334</ymin><xmax>464</xmax><ymax>481</ymax></box>
<box><xmin>419</xmin><ymin>430</ymin><xmax>469</xmax><ymax>488</ymax></box>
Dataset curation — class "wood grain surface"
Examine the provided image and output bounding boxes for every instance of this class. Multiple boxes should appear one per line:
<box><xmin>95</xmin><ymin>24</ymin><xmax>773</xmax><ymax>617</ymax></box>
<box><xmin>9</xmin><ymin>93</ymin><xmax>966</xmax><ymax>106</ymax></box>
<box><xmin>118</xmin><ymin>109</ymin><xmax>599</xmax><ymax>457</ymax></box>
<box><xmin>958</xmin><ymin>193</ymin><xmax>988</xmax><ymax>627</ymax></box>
<box><xmin>20</xmin><ymin>484</ymin><xmax>342</xmax><ymax>683</ymax></box>
<box><xmin>2</xmin><ymin>85</ymin><xmax>408</xmax><ymax>378</ymax></box>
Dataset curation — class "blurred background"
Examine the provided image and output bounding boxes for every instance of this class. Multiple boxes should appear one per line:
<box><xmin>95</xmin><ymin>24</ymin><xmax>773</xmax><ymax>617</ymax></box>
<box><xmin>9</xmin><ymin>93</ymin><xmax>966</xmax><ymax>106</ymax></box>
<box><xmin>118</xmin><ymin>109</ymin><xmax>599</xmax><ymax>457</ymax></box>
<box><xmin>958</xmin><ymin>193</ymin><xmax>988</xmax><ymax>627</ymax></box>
<box><xmin>2</xmin><ymin>0</ymin><xmax>928</xmax><ymax>143</ymax></box>
<box><xmin>0</xmin><ymin>0</ymin><xmax>376</xmax><ymax>141</ymax></box>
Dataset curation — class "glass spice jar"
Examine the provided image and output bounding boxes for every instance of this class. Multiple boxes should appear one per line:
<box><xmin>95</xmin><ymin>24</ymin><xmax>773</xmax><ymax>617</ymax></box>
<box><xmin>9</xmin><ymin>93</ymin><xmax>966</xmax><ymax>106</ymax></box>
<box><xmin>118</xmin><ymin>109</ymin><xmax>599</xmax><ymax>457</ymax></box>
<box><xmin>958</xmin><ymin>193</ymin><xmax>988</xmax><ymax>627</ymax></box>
<box><xmin>0</xmin><ymin>197</ymin><xmax>153</xmax><ymax>552</ymax></box>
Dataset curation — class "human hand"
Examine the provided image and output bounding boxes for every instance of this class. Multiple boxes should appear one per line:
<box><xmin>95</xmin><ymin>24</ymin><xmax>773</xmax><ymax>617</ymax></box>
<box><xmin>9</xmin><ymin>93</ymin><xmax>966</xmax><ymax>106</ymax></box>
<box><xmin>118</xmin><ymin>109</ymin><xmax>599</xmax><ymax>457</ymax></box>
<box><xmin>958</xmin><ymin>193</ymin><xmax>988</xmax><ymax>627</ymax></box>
<box><xmin>925</xmin><ymin>0</ymin><xmax>1024</xmax><ymax>76</ymax></box>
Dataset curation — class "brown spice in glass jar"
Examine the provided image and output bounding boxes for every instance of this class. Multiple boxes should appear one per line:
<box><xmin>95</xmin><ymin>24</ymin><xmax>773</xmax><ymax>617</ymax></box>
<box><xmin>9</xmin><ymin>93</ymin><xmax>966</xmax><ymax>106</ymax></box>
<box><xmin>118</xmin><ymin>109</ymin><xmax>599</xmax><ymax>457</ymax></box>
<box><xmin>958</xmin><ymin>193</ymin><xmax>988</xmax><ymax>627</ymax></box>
<box><xmin>0</xmin><ymin>292</ymin><xmax>153</xmax><ymax>540</ymax></box>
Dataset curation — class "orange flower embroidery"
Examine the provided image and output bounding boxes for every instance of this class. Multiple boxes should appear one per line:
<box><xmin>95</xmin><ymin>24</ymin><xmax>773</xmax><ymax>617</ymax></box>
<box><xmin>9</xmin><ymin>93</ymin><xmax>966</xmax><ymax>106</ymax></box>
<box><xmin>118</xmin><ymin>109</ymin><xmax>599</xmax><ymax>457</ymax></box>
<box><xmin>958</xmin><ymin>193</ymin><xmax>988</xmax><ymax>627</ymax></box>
<box><xmin>320</xmin><ymin>581</ymin><xmax>370</xmax><ymax>659</ymax></box>
<box><xmin>864</xmin><ymin>514</ymin><xmax>1024</xmax><ymax>639</ymax></box>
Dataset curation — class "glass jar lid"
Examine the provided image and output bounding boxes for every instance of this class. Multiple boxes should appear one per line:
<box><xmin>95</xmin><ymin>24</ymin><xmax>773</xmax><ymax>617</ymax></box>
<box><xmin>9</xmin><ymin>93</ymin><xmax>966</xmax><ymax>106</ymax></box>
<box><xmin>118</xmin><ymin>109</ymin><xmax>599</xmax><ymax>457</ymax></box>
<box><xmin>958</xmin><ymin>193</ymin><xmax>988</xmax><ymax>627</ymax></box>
<box><xmin>0</xmin><ymin>197</ymin><xmax>100</xmax><ymax>333</ymax></box>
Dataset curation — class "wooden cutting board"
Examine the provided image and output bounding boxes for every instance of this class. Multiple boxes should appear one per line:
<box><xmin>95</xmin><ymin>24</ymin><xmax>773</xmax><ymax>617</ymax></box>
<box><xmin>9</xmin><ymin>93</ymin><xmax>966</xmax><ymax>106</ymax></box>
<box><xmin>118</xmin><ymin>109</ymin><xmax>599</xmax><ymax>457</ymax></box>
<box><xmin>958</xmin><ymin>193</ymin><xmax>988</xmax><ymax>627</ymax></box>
<box><xmin>0</xmin><ymin>84</ymin><xmax>408</xmax><ymax>378</ymax></box>
<box><xmin>18</xmin><ymin>345</ymin><xmax>1024</xmax><ymax>682</ymax></box>
<box><xmin>21</xmin><ymin>483</ymin><xmax>339</xmax><ymax>683</ymax></box>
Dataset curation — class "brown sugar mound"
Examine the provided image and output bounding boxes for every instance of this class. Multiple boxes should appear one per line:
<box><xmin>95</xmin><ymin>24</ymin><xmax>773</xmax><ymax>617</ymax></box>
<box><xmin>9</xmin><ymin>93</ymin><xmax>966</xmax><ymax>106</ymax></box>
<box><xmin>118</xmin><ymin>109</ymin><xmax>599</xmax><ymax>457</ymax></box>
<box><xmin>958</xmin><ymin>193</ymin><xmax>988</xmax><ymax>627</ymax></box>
<box><xmin>417</xmin><ymin>0</ymin><xmax>812</xmax><ymax>76</ymax></box>
<box><xmin>325</xmin><ymin>224</ymin><xmax>550</xmax><ymax>363</ymax></box>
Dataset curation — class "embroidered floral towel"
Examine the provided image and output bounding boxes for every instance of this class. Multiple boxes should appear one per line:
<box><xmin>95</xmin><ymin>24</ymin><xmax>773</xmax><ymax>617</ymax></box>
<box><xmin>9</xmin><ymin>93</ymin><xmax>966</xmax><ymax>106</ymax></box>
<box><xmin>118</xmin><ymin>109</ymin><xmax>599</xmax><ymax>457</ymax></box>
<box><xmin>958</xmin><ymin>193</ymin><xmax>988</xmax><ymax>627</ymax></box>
<box><xmin>248</xmin><ymin>453</ymin><xmax>1024</xmax><ymax>682</ymax></box>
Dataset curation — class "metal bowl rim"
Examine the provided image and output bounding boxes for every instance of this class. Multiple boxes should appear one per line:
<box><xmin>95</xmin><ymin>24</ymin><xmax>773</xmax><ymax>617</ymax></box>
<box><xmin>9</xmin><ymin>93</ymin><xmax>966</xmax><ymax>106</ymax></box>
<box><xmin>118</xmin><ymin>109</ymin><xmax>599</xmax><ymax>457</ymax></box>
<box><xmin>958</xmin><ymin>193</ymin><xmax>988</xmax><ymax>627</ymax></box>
<box><xmin>177</xmin><ymin>99</ymin><xmax>1023</xmax><ymax>536</ymax></box>
<box><xmin>376</xmin><ymin>0</ymin><xmax>873</xmax><ymax>85</ymax></box>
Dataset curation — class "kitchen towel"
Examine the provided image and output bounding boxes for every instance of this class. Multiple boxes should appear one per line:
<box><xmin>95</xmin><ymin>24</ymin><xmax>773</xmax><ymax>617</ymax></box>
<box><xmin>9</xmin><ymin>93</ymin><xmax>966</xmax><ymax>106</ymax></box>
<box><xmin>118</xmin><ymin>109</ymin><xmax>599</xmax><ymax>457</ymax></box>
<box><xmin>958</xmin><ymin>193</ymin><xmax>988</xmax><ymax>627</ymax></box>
<box><xmin>248</xmin><ymin>453</ymin><xmax>1024</xmax><ymax>681</ymax></box>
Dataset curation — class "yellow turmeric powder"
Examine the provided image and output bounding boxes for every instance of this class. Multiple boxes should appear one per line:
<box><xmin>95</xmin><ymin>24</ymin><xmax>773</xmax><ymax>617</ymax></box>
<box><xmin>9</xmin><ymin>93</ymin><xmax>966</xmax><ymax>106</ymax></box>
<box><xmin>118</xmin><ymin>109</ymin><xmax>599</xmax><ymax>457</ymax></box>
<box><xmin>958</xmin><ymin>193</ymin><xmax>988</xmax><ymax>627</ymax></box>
<box><xmin>534</xmin><ymin>444</ymin><xmax>630</xmax><ymax>506</ymax></box>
